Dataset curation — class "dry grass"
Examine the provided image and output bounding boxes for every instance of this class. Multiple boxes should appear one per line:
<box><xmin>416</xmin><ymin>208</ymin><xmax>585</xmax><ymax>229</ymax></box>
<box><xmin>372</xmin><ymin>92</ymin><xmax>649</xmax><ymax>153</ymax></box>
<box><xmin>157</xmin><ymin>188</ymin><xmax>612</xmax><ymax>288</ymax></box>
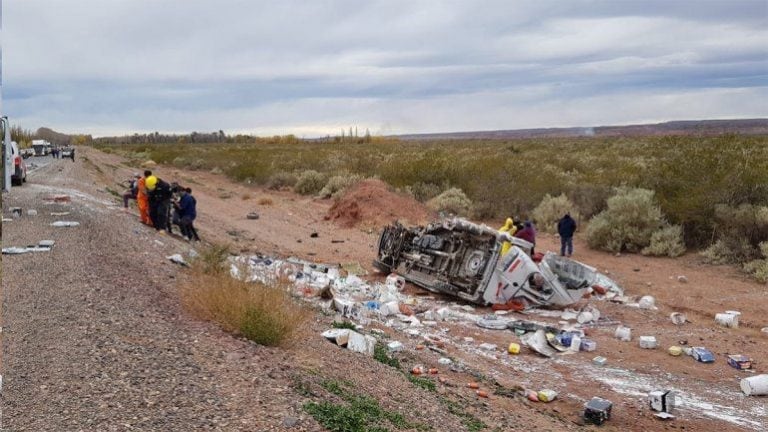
<box><xmin>179</xmin><ymin>246</ymin><xmax>308</xmax><ymax>346</ymax></box>
<box><xmin>258</xmin><ymin>197</ymin><xmax>274</xmax><ymax>206</ymax></box>
<box><xmin>241</xmin><ymin>192</ymin><xmax>252</xmax><ymax>200</ymax></box>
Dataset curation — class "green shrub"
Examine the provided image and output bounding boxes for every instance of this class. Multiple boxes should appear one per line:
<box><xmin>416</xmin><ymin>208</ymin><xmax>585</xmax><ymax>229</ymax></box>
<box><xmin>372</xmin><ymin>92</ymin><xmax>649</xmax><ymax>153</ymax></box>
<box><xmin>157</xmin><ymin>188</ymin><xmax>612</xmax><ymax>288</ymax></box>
<box><xmin>319</xmin><ymin>175</ymin><xmax>361</xmax><ymax>199</ymax></box>
<box><xmin>266</xmin><ymin>171</ymin><xmax>297</xmax><ymax>190</ymax></box>
<box><xmin>405</xmin><ymin>182</ymin><xmax>444</xmax><ymax>202</ymax></box>
<box><xmin>741</xmin><ymin>241</ymin><xmax>768</xmax><ymax>283</ymax></box>
<box><xmin>641</xmin><ymin>225</ymin><xmax>686</xmax><ymax>257</ymax></box>
<box><xmin>531</xmin><ymin>193</ymin><xmax>581</xmax><ymax>234</ymax></box>
<box><xmin>569</xmin><ymin>184</ymin><xmax>612</xmax><ymax>219</ymax></box>
<box><xmin>586</xmin><ymin>188</ymin><xmax>667</xmax><ymax>253</ymax></box>
<box><xmin>294</xmin><ymin>170</ymin><xmax>327</xmax><ymax>195</ymax></box>
<box><xmin>427</xmin><ymin>187</ymin><xmax>473</xmax><ymax>216</ymax></box>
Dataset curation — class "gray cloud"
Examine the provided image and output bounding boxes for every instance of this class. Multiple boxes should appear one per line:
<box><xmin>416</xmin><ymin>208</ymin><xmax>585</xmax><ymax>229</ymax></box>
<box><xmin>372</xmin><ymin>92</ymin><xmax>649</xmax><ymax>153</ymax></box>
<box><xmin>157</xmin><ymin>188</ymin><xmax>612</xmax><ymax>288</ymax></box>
<box><xmin>4</xmin><ymin>0</ymin><xmax>767</xmax><ymax>136</ymax></box>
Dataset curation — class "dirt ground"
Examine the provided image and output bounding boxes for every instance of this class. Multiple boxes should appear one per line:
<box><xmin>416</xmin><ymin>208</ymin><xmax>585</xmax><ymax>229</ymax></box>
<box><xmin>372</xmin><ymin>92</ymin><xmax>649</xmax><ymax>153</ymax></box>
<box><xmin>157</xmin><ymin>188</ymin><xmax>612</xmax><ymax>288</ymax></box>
<box><xmin>3</xmin><ymin>146</ymin><xmax>765</xmax><ymax>431</ymax></box>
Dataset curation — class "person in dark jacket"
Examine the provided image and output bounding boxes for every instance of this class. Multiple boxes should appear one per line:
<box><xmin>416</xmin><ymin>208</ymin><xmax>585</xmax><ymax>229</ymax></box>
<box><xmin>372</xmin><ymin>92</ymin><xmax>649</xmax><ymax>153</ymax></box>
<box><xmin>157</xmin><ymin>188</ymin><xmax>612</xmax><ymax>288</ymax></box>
<box><xmin>177</xmin><ymin>187</ymin><xmax>200</xmax><ymax>241</ymax></box>
<box><xmin>146</xmin><ymin>176</ymin><xmax>173</xmax><ymax>231</ymax></box>
<box><xmin>557</xmin><ymin>213</ymin><xmax>577</xmax><ymax>257</ymax></box>
<box><xmin>514</xmin><ymin>220</ymin><xmax>537</xmax><ymax>255</ymax></box>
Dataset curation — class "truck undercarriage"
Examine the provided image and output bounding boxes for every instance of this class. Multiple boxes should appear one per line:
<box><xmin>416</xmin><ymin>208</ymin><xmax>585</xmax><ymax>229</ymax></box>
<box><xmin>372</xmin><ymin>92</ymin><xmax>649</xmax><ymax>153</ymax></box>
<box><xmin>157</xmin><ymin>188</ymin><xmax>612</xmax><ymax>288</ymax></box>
<box><xmin>374</xmin><ymin>218</ymin><xmax>621</xmax><ymax>308</ymax></box>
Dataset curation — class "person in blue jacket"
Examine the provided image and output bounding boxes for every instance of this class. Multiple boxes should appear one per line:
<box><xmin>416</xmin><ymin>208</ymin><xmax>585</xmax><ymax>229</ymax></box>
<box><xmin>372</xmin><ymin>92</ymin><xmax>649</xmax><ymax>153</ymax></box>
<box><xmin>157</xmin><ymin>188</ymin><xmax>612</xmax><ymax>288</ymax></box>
<box><xmin>557</xmin><ymin>213</ymin><xmax>577</xmax><ymax>257</ymax></box>
<box><xmin>177</xmin><ymin>187</ymin><xmax>200</xmax><ymax>241</ymax></box>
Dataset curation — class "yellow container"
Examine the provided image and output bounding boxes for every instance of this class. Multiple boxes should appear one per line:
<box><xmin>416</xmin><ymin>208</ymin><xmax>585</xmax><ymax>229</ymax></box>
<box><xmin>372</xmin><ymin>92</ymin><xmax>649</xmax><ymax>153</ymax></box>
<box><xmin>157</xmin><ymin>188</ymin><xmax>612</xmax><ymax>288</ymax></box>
<box><xmin>668</xmin><ymin>346</ymin><xmax>683</xmax><ymax>356</ymax></box>
<box><xmin>508</xmin><ymin>343</ymin><xmax>521</xmax><ymax>354</ymax></box>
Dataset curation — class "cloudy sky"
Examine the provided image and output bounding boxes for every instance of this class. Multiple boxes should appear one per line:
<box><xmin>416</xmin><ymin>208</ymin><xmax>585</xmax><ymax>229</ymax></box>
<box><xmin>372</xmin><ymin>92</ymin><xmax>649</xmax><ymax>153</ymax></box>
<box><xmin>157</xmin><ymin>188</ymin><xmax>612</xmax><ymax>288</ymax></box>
<box><xmin>3</xmin><ymin>0</ymin><xmax>767</xmax><ymax>137</ymax></box>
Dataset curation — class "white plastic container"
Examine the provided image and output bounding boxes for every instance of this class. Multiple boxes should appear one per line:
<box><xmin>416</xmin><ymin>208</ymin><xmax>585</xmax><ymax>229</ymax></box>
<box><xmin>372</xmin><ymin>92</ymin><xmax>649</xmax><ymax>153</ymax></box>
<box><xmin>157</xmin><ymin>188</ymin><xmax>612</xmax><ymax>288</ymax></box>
<box><xmin>570</xmin><ymin>335</ymin><xmax>582</xmax><ymax>352</ymax></box>
<box><xmin>639</xmin><ymin>295</ymin><xmax>656</xmax><ymax>309</ymax></box>
<box><xmin>615</xmin><ymin>326</ymin><xmax>632</xmax><ymax>342</ymax></box>
<box><xmin>740</xmin><ymin>374</ymin><xmax>768</xmax><ymax>396</ymax></box>
<box><xmin>715</xmin><ymin>312</ymin><xmax>739</xmax><ymax>328</ymax></box>
<box><xmin>639</xmin><ymin>336</ymin><xmax>658</xmax><ymax>349</ymax></box>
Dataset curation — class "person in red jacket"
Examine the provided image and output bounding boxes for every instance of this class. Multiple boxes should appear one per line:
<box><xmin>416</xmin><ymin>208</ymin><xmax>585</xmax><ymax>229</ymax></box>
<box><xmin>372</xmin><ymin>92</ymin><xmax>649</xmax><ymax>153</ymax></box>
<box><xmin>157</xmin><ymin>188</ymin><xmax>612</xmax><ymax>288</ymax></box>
<box><xmin>514</xmin><ymin>220</ymin><xmax>537</xmax><ymax>254</ymax></box>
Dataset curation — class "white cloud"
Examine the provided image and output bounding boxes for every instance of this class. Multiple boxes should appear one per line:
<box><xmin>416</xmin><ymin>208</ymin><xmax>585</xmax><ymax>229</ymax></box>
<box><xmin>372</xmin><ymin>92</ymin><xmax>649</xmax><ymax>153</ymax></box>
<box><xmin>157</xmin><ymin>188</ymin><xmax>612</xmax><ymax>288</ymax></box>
<box><xmin>3</xmin><ymin>0</ymin><xmax>766</xmax><ymax>136</ymax></box>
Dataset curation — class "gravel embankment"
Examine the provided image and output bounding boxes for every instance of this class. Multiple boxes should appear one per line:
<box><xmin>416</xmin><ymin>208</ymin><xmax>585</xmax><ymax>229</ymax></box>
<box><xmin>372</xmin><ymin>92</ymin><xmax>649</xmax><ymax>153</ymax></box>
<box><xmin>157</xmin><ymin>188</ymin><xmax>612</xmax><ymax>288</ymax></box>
<box><xmin>0</xmin><ymin>157</ymin><xmax>314</xmax><ymax>431</ymax></box>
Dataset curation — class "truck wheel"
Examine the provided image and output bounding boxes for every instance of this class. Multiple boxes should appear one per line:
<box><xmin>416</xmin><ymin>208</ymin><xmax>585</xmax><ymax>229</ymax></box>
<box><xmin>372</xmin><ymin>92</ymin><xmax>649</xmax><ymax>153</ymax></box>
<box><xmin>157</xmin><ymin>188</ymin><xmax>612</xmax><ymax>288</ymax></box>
<box><xmin>372</xmin><ymin>260</ymin><xmax>392</xmax><ymax>274</ymax></box>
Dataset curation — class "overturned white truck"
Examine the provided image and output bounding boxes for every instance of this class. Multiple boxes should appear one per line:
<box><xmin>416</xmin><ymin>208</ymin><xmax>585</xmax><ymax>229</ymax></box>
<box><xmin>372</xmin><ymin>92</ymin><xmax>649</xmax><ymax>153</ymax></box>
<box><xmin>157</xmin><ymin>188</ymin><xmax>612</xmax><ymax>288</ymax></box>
<box><xmin>373</xmin><ymin>217</ymin><xmax>621</xmax><ymax>308</ymax></box>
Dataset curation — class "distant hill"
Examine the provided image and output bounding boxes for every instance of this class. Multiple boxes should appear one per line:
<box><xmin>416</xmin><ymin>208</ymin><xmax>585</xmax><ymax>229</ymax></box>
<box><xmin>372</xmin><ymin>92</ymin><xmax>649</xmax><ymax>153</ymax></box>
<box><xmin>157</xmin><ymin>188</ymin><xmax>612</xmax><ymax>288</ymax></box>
<box><xmin>395</xmin><ymin>119</ymin><xmax>768</xmax><ymax>140</ymax></box>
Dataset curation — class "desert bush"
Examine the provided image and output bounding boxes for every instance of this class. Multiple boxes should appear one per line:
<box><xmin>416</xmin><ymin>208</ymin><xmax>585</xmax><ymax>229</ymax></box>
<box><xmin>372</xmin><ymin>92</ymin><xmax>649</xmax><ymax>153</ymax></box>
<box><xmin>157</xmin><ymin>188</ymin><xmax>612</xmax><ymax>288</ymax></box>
<box><xmin>586</xmin><ymin>188</ymin><xmax>669</xmax><ymax>253</ymax></box>
<box><xmin>258</xmin><ymin>197</ymin><xmax>274</xmax><ymax>206</ymax></box>
<box><xmin>531</xmin><ymin>193</ymin><xmax>581</xmax><ymax>234</ymax></box>
<box><xmin>318</xmin><ymin>174</ymin><xmax>361</xmax><ymax>199</ymax></box>
<box><xmin>427</xmin><ymin>187</ymin><xmax>473</xmax><ymax>216</ymax></box>
<box><xmin>700</xmin><ymin>204</ymin><xmax>768</xmax><ymax>265</ymax></box>
<box><xmin>196</xmin><ymin>243</ymin><xmax>232</xmax><ymax>275</ymax></box>
<box><xmin>180</xmin><ymin>267</ymin><xmax>307</xmax><ymax>346</ymax></box>
<box><xmin>743</xmin><ymin>242</ymin><xmax>768</xmax><ymax>283</ymax></box>
<box><xmin>266</xmin><ymin>171</ymin><xmax>297</xmax><ymax>190</ymax></box>
<box><xmin>568</xmin><ymin>184</ymin><xmax>613</xmax><ymax>219</ymax></box>
<box><xmin>405</xmin><ymin>182</ymin><xmax>444</xmax><ymax>202</ymax></box>
<box><xmin>641</xmin><ymin>225</ymin><xmax>686</xmax><ymax>257</ymax></box>
<box><xmin>294</xmin><ymin>170</ymin><xmax>327</xmax><ymax>195</ymax></box>
<box><xmin>241</xmin><ymin>193</ymin><xmax>252</xmax><ymax>200</ymax></box>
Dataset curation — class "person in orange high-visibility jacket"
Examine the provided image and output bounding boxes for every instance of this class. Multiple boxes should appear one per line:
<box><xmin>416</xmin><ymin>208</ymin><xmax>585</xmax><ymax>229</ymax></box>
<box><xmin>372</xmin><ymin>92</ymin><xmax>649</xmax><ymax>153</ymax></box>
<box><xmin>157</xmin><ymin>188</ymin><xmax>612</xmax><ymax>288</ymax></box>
<box><xmin>137</xmin><ymin>170</ymin><xmax>152</xmax><ymax>226</ymax></box>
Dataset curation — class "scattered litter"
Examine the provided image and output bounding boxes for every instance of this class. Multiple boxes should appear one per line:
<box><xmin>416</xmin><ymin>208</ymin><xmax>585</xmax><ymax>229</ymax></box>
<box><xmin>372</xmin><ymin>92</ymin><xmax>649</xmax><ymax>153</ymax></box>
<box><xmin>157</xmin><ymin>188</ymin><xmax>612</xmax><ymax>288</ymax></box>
<box><xmin>387</xmin><ymin>341</ymin><xmax>403</xmax><ymax>352</ymax></box>
<box><xmin>51</xmin><ymin>221</ymin><xmax>80</xmax><ymax>227</ymax></box>
<box><xmin>689</xmin><ymin>346</ymin><xmax>715</xmax><ymax>363</ymax></box>
<box><xmin>2</xmin><ymin>240</ymin><xmax>56</xmax><ymax>255</ymax></box>
<box><xmin>584</xmin><ymin>397</ymin><xmax>613</xmax><ymax>425</ymax></box>
<box><xmin>477</xmin><ymin>315</ymin><xmax>508</xmax><ymax>330</ymax></box>
<box><xmin>677</xmin><ymin>275</ymin><xmax>688</xmax><ymax>283</ymax></box>
<box><xmin>655</xmin><ymin>412</ymin><xmax>676</xmax><ymax>420</ymax></box>
<box><xmin>670</xmin><ymin>312</ymin><xmax>687</xmax><ymax>325</ymax></box>
<box><xmin>478</xmin><ymin>343</ymin><xmax>498</xmax><ymax>351</ymax></box>
<box><xmin>569</xmin><ymin>334</ymin><xmax>582</xmax><ymax>352</ymax></box>
<box><xmin>507</xmin><ymin>343</ymin><xmax>520</xmax><ymax>354</ymax></box>
<box><xmin>347</xmin><ymin>331</ymin><xmax>376</xmax><ymax>355</ymax></box>
<box><xmin>639</xmin><ymin>336</ymin><xmax>658</xmax><ymax>349</ymax></box>
<box><xmin>740</xmin><ymin>374</ymin><xmax>768</xmax><ymax>396</ymax></box>
<box><xmin>322</xmin><ymin>328</ymin><xmax>375</xmax><ymax>356</ymax></box>
<box><xmin>538</xmin><ymin>389</ymin><xmax>557</xmax><ymax>402</ymax></box>
<box><xmin>50</xmin><ymin>212</ymin><xmax>70</xmax><ymax>216</ymax></box>
<box><xmin>520</xmin><ymin>329</ymin><xmax>556</xmax><ymax>357</ymax></box>
<box><xmin>615</xmin><ymin>326</ymin><xmax>632</xmax><ymax>342</ymax></box>
<box><xmin>166</xmin><ymin>254</ymin><xmax>190</xmax><ymax>267</ymax></box>
<box><xmin>27</xmin><ymin>209</ymin><xmax>38</xmax><ymax>216</ymax></box>
<box><xmin>762</xmin><ymin>327</ymin><xmax>768</xmax><ymax>335</ymax></box>
<box><xmin>246</xmin><ymin>212</ymin><xmax>260</xmax><ymax>220</ymax></box>
<box><xmin>580</xmin><ymin>339</ymin><xmax>597</xmax><ymax>351</ymax></box>
<box><xmin>593</xmin><ymin>356</ymin><xmax>607</xmax><ymax>366</ymax></box>
<box><xmin>467</xmin><ymin>382</ymin><xmax>480</xmax><ymax>389</ymax></box>
<box><xmin>10</xmin><ymin>207</ymin><xmax>22</xmax><ymax>217</ymax></box>
<box><xmin>1</xmin><ymin>218</ymin><xmax>12</xmax><ymax>222</ymax></box>
<box><xmin>438</xmin><ymin>357</ymin><xmax>453</xmax><ymax>365</ymax></box>
<box><xmin>526</xmin><ymin>390</ymin><xmax>539</xmax><ymax>401</ymax></box>
<box><xmin>638</xmin><ymin>295</ymin><xmax>656</xmax><ymax>309</ymax></box>
<box><xmin>649</xmin><ymin>390</ymin><xmax>676</xmax><ymax>413</ymax></box>
<box><xmin>726</xmin><ymin>354</ymin><xmax>752</xmax><ymax>370</ymax></box>
<box><xmin>715</xmin><ymin>311</ymin><xmax>740</xmax><ymax>328</ymax></box>
<box><xmin>668</xmin><ymin>346</ymin><xmax>683</xmax><ymax>356</ymax></box>
<box><xmin>476</xmin><ymin>390</ymin><xmax>489</xmax><ymax>398</ymax></box>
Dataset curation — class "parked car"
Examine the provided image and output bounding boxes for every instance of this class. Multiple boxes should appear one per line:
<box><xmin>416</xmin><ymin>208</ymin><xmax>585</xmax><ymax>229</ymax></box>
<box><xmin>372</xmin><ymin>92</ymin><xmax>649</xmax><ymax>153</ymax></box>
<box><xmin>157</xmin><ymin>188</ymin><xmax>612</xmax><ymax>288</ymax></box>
<box><xmin>20</xmin><ymin>148</ymin><xmax>35</xmax><ymax>159</ymax></box>
<box><xmin>61</xmin><ymin>147</ymin><xmax>73</xmax><ymax>158</ymax></box>
<box><xmin>10</xmin><ymin>141</ymin><xmax>28</xmax><ymax>186</ymax></box>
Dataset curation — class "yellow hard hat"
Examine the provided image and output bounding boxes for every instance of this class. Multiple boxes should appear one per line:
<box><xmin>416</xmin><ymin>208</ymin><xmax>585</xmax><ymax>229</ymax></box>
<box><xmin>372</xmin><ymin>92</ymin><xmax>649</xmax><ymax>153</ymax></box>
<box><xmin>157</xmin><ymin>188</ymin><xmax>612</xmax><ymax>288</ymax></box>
<box><xmin>146</xmin><ymin>175</ymin><xmax>158</xmax><ymax>191</ymax></box>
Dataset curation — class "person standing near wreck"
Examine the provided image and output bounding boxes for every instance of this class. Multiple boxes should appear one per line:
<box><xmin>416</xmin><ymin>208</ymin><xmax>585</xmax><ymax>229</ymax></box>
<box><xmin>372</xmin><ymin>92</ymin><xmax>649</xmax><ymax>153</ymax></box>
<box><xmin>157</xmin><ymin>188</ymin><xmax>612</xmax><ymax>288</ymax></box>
<box><xmin>515</xmin><ymin>220</ymin><xmax>537</xmax><ymax>254</ymax></box>
<box><xmin>137</xmin><ymin>171</ymin><xmax>153</xmax><ymax>226</ymax></box>
<box><xmin>147</xmin><ymin>175</ymin><xmax>173</xmax><ymax>231</ymax></box>
<box><xmin>557</xmin><ymin>213</ymin><xmax>577</xmax><ymax>257</ymax></box>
